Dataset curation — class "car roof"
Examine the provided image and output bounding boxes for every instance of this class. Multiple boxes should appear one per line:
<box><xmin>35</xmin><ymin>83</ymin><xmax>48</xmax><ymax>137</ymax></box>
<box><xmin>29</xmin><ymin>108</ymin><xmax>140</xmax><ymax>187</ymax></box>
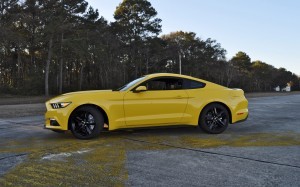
<box><xmin>145</xmin><ymin>73</ymin><xmax>206</xmax><ymax>82</ymax></box>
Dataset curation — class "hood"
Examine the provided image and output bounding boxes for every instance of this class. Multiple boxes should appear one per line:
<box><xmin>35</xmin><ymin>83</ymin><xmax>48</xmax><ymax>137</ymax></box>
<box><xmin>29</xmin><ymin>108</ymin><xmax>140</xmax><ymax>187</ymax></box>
<box><xmin>47</xmin><ymin>90</ymin><xmax>114</xmax><ymax>103</ymax></box>
<box><xmin>62</xmin><ymin>90</ymin><xmax>112</xmax><ymax>96</ymax></box>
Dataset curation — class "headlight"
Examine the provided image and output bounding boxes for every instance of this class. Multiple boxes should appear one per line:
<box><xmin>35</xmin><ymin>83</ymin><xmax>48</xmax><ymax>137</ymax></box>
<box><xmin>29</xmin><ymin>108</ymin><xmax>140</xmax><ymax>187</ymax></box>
<box><xmin>50</xmin><ymin>102</ymin><xmax>72</xmax><ymax>109</ymax></box>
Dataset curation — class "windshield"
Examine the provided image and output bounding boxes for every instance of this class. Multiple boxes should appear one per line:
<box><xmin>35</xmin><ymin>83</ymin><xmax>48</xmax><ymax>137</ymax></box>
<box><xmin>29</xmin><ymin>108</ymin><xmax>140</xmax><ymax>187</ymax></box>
<box><xmin>115</xmin><ymin>76</ymin><xmax>146</xmax><ymax>91</ymax></box>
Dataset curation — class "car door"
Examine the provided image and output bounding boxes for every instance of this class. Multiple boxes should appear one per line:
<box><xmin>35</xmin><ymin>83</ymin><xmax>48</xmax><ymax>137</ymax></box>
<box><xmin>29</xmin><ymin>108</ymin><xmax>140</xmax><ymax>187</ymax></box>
<box><xmin>123</xmin><ymin>77</ymin><xmax>188</xmax><ymax>127</ymax></box>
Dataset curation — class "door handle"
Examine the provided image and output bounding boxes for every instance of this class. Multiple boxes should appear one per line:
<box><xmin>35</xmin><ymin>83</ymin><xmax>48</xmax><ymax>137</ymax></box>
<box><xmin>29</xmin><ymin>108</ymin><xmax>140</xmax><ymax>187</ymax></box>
<box><xmin>175</xmin><ymin>95</ymin><xmax>184</xmax><ymax>99</ymax></box>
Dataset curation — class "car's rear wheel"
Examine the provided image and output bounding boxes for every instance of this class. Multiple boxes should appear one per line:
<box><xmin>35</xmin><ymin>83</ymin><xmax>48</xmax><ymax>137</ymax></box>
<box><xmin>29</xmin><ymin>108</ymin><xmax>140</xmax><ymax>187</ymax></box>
<box><xmin>199</xmin><ymin>103</ymin><xmax>229</xmax><ymax>134</ymax></box>
<box><xmin>69</xmin><ymin>106</ymin><xmax>103</xmax><ymax>139</ymax></box>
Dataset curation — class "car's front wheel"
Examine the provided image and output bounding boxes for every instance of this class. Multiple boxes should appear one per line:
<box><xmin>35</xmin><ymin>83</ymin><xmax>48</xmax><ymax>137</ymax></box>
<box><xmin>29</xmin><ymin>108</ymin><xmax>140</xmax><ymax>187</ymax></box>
<box><xmin>199</xmin><ymin>103</ymin><xmax>229</xmax><ymax>134</ymax></box>
<box><xmin>69</xmin><ymin>106</ymin><xmax>103</xmax><ymax>139</ymax></box>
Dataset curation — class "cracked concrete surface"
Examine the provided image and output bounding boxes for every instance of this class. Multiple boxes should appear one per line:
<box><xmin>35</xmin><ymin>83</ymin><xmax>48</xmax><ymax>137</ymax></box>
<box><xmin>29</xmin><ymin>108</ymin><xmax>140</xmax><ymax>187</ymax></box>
<box><xmin>0</xmin><ymin>94</ymin><xmax>300</xmax><ymax>186</ymax></box>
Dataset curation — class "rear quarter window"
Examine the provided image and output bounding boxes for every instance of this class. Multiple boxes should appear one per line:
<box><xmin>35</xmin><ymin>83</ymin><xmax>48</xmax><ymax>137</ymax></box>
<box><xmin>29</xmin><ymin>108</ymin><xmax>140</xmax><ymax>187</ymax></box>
<box><xmin>183</xmin><ymin>79</ymin><xmax>206</xmax><ymax>89</ymax></box>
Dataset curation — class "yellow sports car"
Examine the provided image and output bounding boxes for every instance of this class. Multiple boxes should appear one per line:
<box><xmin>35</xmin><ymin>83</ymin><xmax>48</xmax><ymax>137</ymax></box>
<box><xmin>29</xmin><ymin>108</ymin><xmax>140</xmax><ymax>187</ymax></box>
<box><xmin>45</xmin><ymin>73</ymin><xmax>248</xmax><ymax>139</ymax></box>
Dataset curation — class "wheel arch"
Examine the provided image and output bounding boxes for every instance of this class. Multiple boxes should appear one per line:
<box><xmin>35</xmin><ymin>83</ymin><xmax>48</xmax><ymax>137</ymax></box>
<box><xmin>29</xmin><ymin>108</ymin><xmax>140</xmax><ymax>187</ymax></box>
<box><xmin>68</xmin><ymin>104</ymin><xmax>109</xmax><ymax>130</ymax></box>
<box><xmin>199</xmin><ymin>101</ymin><xmax>233</xmax><ymax>124</ymax></box>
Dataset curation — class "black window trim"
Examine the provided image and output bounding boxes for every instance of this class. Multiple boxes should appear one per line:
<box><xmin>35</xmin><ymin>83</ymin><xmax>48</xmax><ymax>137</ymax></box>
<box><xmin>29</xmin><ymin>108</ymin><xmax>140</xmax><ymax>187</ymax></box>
<box><xmin>130</xmin><ymin>76</ymin><xmax>206</xmax><ymax>92</ymax></box>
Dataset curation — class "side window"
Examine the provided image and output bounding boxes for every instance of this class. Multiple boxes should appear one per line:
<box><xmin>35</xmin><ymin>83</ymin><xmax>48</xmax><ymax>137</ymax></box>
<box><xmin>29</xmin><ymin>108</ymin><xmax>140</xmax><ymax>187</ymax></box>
<box><xmin>183</xmin><ymin>79</ymin><xmax>206</xmax><ymax>89</ymax></box>
<box><xmin>142</xmin><ymin>78</ymin><xmax>183</xmax><ymax>91</ymax></box>
<box><xmin>147</xmin><ymin>79</ymin><xmax>166</xmax><ymax>90</ymax></box>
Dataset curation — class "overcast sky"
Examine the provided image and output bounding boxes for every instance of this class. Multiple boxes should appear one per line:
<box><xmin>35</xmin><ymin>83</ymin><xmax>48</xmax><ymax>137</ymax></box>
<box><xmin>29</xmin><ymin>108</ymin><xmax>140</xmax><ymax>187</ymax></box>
<box><xmin>87</xmin><ymin>0</ymin><xmax>300</xmax><ymax>76</ymax></box>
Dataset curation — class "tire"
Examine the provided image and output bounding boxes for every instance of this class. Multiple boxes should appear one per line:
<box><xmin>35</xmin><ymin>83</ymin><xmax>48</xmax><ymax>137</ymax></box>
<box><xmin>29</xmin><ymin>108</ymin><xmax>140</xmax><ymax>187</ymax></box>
<box><xmin>69</xmin><ymin>106</ymin><xmax>103</xmax><ymax>139</ymax></box>
<box><xmin>199</xmin><ymin>103</ymin><xmax>229</xmax><ymax>134</ymax></box>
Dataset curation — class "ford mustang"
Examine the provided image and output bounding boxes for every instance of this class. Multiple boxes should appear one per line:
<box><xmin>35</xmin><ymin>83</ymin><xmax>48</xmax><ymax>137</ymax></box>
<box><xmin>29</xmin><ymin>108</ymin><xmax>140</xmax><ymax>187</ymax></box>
<box><xmin>45</xmin><ymin>73</ymin><xmax>248</xmax><ymax>139</ymax></box>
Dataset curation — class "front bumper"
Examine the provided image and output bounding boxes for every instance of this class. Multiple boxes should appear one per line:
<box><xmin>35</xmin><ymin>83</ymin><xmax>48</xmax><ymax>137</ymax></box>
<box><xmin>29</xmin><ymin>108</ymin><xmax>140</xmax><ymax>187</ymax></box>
<box><xmin>44</xmin><ymin>102</ymin><xmax>71</xmax><ymax>131</ymax></box>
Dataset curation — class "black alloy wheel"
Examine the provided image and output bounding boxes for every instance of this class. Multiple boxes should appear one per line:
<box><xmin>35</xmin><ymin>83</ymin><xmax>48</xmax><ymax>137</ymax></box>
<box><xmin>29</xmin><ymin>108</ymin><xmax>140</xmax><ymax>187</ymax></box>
<box><xmin>70</xmin><ymin>106</ymin><xmax>103</xmax><ymax>139</ymax></box>
<box><xmin>199</xmin><ymin>103</ymin><xmax>229</xmax><ymax>134</ymax></box>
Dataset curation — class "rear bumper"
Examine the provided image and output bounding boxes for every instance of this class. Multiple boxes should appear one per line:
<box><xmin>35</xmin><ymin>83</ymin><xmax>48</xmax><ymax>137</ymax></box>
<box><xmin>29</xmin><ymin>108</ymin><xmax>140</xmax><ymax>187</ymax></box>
<box><xmin>231</xmin><ymin>106</ymin><xmax>249</xmax><ymax>124</ymax></box>
<box><xmin>231</xmin><ymin>95</ymin><xmax>248</xmax><ymax>124</ymax></box>
<box><xmin>232</xmin><ymin>113</ymin><xmax>248</xmax><ymax>124</ymax></box>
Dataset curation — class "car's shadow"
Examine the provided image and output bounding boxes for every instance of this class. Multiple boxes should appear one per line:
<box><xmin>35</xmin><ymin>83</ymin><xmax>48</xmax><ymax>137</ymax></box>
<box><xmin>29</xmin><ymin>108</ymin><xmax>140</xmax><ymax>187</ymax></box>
<box><xmin>43</xmin><ymin>125</ymin><xmax>207</xmax><ymax>140</ymax></box>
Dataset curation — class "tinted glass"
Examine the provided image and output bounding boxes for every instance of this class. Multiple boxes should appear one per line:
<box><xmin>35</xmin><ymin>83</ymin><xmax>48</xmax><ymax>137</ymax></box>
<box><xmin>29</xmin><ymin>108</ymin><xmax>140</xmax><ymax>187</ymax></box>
<box><xmin>183</xmin><ymin>79</ymin><xmax>206</xmax><ymax>89</ymax></box>
<box><xmin>117</xmin><ymin>76</ymin><xmax>146</xmax><ymax>91</ymax></box>
<box><xmin>143</xmin><ymin>78</ymin><xmax>183</xmax><ymax>90</ymax></box>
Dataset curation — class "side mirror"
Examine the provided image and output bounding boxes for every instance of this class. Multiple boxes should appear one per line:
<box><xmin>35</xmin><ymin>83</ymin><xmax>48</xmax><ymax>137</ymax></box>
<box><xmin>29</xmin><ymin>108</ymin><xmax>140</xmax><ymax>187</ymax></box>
<box><xmin>134</xmin><ymin>86</ymin><xmax>147</xmax><ymax>93</ymax></box>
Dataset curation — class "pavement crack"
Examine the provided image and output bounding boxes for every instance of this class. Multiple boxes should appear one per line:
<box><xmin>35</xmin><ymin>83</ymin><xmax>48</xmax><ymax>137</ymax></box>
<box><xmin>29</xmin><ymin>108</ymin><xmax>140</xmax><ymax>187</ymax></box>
<box><xmin>124</xmin><ymin>137</ymin><xmax>300</xmax><ymax>169</ymax></box>
<box><xmin>0</xmin><ymin>153</ymin><xmax>28</xmax><ymax>161</ymax></box>
<box><xmin>0</xmin><ymin>140</ymin><xmax>92</xmax><ymax>161</ymax></box>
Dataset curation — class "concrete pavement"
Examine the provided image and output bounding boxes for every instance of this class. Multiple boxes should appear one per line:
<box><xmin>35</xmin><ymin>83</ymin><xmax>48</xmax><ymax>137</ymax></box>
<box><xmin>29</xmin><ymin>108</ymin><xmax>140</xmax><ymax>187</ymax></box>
<box><xmin>0</xmin><ymin>94</ymin><xmax>300</xmax><ymax>186</ymax></box>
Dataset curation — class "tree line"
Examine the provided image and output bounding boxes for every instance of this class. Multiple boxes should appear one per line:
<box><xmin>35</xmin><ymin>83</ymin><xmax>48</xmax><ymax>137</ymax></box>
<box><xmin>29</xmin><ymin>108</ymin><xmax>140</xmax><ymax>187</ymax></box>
<box><xmin>0</xmin><ymin>0</ymin><xmax>299</xmax><ymax>96</ymax></box>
